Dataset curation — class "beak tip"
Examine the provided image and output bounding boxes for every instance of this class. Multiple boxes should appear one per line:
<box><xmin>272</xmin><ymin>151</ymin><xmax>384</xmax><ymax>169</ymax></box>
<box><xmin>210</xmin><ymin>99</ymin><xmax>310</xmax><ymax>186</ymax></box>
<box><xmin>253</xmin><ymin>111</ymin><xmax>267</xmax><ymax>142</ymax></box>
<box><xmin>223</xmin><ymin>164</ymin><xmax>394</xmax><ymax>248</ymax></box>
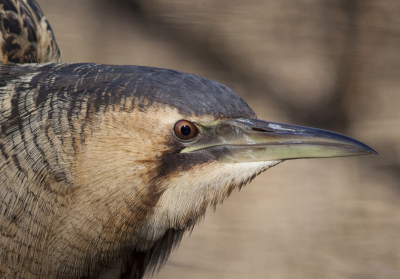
<box><xmin>358</xmin><ymin>143</ymin><xmax>378</xmax><ymax>155</ymax></box>
<box><xmin>369</xmin><ymin>149</ymin><xmax>379</xmax><ymax>155</ymax></box>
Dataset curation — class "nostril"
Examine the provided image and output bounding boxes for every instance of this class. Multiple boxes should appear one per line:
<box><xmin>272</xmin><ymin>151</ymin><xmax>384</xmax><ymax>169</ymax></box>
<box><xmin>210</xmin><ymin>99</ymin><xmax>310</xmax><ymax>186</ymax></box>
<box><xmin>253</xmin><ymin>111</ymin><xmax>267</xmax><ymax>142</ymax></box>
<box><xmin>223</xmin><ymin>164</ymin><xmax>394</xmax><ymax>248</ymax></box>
<box><xmin>251</xmin><ymin>127</ymin><xmax>275</xmax><ymax>133</ymax></box>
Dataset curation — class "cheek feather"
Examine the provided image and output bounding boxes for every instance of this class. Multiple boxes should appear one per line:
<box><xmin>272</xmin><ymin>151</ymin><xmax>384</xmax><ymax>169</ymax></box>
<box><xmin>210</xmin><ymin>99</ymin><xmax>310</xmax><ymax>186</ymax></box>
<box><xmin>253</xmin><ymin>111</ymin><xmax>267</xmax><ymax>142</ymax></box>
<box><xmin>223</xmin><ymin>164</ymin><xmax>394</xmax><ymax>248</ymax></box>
<box><xmin>141</xmin><ymin>160</ymin><xmax>281</xmax><ymax>240</ymax></box>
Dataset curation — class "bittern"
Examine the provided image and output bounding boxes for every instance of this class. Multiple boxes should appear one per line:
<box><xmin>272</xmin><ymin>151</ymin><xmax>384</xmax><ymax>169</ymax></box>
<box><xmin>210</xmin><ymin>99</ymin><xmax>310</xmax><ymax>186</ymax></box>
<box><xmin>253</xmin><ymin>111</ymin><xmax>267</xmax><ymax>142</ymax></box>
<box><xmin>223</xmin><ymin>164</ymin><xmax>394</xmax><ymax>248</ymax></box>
<box><xmin>0</xmin><ymin>0</ymin><xmax>376</xmax><ymax>278</ymax></box>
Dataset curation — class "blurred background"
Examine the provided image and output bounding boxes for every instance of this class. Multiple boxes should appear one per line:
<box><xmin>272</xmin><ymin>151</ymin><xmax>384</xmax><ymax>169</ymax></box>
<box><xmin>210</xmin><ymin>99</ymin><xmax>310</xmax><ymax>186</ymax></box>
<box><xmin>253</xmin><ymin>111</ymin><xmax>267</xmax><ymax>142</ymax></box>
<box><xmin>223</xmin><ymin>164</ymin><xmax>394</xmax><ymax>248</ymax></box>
<box><xmin>37</xmin><ymin>0</ymin><xmax>400</xmax><ymax>278</ymax></box>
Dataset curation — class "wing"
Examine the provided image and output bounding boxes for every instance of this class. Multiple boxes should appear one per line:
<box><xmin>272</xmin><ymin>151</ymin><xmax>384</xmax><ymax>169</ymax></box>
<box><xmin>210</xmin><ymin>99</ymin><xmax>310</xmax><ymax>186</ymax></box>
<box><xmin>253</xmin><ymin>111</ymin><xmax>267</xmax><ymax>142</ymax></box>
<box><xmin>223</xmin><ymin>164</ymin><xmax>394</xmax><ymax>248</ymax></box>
<box><xmin>0</xmin><ymin>0</ymin><xmax>61</xmax><ymax>63</ymax></box>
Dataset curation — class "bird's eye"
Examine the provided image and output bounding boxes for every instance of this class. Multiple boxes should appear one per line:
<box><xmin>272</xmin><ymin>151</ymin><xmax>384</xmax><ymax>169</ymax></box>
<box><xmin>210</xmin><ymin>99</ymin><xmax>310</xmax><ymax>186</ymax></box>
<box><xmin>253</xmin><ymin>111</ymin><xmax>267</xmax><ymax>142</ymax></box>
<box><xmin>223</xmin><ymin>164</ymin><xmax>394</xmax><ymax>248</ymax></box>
<box><xmin>174</xmin><ymin>120</ymin><xmax>198</xmax><ymax>141</ymax></box>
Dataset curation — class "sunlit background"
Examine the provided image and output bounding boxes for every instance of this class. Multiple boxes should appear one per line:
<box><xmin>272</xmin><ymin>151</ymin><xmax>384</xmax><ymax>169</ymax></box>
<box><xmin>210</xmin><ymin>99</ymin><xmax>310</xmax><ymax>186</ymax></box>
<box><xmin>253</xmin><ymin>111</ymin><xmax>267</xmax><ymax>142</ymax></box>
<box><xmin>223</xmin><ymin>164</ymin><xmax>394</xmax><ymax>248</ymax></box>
<box><xmin>37</xmin><ymin>0</ymin><xmax>400</xmax><ymax>278</ymax></box>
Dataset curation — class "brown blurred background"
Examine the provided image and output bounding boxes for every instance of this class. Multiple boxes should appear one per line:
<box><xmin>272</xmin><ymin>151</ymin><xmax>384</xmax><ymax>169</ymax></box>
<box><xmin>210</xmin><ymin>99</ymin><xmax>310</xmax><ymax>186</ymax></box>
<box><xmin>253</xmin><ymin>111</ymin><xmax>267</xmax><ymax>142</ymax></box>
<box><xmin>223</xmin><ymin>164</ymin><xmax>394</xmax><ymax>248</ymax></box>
<box><xmin>37</xmin><ymin>0</ymin><xmax>400</xmax><ymax>278</ymax></box>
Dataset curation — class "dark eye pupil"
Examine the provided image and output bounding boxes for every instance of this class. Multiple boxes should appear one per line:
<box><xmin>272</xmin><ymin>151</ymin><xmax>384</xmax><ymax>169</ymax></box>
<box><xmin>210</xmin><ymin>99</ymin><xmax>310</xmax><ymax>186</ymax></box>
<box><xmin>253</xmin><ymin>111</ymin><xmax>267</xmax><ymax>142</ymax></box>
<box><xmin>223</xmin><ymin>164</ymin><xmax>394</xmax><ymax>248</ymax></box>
<box><xmin>180</xmin><ymin>125</ymin><xmax>191</xmax><ymax>136</ymax></box>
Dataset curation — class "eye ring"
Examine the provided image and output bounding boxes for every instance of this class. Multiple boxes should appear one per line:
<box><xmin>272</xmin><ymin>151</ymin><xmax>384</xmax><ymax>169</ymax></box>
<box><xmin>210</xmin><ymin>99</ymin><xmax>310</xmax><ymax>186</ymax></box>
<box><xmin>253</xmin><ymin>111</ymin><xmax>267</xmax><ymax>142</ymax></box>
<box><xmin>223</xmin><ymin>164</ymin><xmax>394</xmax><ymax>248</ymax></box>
<box><xmin>174</xmin><ymin>120</ymin><xmax>199</xmax><ymax>141</ymax></box>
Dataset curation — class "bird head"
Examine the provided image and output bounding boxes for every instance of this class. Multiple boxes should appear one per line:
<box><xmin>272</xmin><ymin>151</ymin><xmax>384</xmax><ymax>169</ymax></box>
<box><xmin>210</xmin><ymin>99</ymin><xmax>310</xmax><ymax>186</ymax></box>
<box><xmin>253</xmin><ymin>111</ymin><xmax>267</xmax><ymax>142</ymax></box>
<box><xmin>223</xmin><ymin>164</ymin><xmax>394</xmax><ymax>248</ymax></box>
<box><xmin>37</xmin><ymin>64</ymin><xmax>374</xmax><ymax>247</ymax></box>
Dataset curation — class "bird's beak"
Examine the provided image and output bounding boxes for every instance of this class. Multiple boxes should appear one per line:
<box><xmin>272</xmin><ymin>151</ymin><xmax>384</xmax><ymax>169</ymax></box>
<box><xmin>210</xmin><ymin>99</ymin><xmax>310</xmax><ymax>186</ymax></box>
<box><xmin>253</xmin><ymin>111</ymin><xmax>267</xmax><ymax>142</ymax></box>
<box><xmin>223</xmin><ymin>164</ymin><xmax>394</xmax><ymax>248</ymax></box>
<box><xmin>182</xmin><ymin>118</ymin><xmax>377</xmax><ymax>163</ymax></box>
